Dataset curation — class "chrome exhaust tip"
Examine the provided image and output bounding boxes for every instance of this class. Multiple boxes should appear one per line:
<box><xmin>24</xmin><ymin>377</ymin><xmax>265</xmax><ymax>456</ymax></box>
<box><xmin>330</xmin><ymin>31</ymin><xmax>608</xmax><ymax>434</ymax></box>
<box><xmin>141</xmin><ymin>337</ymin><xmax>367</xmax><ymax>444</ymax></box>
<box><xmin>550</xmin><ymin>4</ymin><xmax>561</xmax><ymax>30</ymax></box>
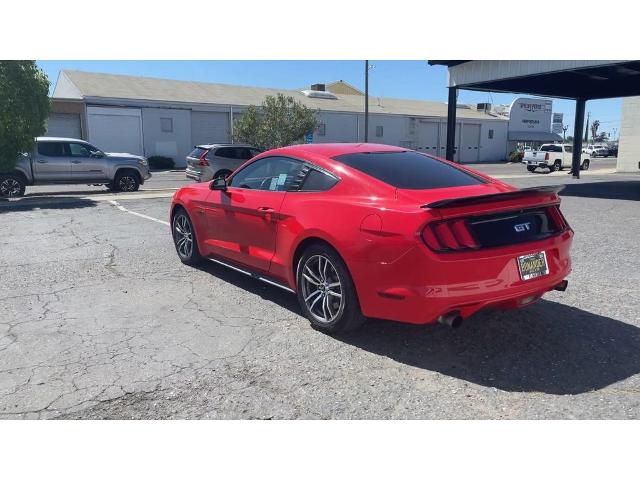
<box><xmin>437</xmin><ymin>311</ymin><xmax>463</xmax><ymax>329</ymax></box>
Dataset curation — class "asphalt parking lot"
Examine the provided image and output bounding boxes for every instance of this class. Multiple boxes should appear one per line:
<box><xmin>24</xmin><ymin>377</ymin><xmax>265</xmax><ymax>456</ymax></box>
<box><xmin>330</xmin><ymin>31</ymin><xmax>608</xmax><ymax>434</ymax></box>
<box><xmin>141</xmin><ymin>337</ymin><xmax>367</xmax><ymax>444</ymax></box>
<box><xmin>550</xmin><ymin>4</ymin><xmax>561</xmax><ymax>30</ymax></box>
<box><xmin>1</xmin><ymin>161</ymin><xmax>639</xmax><ymax>419</ymax></box>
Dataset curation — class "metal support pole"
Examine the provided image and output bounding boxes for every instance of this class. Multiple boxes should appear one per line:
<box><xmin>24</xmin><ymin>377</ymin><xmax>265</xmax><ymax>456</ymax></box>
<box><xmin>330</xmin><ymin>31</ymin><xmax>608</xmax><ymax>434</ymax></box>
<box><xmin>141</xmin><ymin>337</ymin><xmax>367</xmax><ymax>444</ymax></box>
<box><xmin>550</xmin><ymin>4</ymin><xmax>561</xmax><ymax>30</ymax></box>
<box><xmin>572</xmin><ymin>98</ymin><xmax>586</xmax><ymax>179</ymax></box>
<box><xmin>364</xmin><ymin>60</ymin><xmax>369</xmax><ymax>143</ymax></box>
<box><xmin>446</xmin><ymin>87</ymin><xmax>457</xmax><ymax>161</ymax></box>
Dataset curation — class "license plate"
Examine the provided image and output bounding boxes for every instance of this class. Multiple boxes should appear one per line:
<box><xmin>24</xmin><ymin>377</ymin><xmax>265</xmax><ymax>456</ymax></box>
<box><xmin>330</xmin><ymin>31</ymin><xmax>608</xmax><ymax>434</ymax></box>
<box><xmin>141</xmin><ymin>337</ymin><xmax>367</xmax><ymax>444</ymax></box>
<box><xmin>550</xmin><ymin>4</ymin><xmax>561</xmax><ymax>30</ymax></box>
<box><xmin>517</xmin><ymin>251</ymin><xmax>549</xmax><ymax>281</ymax></box>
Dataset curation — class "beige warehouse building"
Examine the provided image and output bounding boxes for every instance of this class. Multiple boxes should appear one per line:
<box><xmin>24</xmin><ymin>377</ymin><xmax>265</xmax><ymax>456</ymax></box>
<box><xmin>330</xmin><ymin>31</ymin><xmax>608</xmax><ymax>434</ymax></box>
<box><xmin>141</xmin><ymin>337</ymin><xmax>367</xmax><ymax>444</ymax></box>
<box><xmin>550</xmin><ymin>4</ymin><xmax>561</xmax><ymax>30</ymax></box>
<box><xmin>47</xmin><ymin>70</ymin><xmax>510</xmax><ymax>167</ymax></box>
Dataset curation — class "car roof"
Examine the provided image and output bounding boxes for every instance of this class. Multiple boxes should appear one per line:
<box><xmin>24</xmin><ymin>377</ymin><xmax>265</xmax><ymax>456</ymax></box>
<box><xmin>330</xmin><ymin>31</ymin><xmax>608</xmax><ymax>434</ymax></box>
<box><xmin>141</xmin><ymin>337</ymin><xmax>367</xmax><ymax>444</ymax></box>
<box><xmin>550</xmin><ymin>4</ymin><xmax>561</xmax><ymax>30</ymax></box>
<box><xmin>271</xmin><ymin>142</ymin><xmax>406</xmax><ymax>158</ymax></box>
<box><xmin>194</xmin><ymin>143</ymin><xmax>255</xmax><ymax>149</ymax></box>
<box><xmin>36</xmin><ymin>136</ymin><xmax>88</xmax><ymax>143</ymax></box>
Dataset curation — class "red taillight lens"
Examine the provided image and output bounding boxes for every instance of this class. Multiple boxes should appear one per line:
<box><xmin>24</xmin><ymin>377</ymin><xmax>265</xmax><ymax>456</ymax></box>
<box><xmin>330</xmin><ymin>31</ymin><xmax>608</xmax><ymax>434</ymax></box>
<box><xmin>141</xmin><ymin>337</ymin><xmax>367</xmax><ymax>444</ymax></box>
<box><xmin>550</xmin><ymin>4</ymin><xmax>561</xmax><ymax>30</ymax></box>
<box><xmin>199</xmin><ymin>151</ymin><xmax>210</xmax><ymax>166</ymax></box>
<box><xmin>544</xmin><ymin>152</ymin><xmax>550</xmax><ymax>161</ymax></box>
<box><xmin>421</xmin><ymin>219</ymin><xmax>479</xmax><ymax>252</ymax></box>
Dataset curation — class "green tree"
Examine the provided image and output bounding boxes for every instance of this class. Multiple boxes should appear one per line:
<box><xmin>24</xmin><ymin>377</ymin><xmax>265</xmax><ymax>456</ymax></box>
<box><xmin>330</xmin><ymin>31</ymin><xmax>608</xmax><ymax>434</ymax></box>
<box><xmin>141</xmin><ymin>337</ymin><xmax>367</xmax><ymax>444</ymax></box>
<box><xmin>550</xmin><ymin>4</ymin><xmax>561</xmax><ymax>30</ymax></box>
<box><xmin>590</xmin><ymin>119</ymin><xmax>600</xmax><ymax>142</ymax></box>
<box><xmin>233</xmin><ymin>93</ymin><xmax>318</xmax><ymax>150</ymax></box>
<box><xmin>0</xmin><ymin>61</ymin><xmax>50</xmax><ymax>171</ymax></box>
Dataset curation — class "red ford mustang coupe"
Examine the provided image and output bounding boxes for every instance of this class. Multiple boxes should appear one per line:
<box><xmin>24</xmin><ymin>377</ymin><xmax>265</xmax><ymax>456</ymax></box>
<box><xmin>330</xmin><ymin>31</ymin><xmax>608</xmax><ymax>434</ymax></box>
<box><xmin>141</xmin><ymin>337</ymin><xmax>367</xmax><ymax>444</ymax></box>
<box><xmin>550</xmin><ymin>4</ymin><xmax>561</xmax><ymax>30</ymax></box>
<box><xmin>170</xmin><ymin>143</ymin><xmax>572</xmax><ymax>333</ymax></box>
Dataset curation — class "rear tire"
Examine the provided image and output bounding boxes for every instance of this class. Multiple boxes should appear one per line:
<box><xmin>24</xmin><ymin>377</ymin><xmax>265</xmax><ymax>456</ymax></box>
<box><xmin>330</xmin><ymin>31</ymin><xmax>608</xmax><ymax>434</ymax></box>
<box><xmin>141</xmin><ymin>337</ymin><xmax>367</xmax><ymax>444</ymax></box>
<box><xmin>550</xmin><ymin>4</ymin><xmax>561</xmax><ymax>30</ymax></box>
<box><xmin>553</xmin><ymin>160</ymin><xmax>562</xmax><ymax>171</ymax></box>
<box><xmin>0</xmin><ymin>174</ymin><xmax>26</xmax><ymax>198</ymax></box>
<box><xmin>114</xmin><ymin>170</ymin><xmax>140</xmax><ymax>192</ymax></box>
<box><xmin>296</xmin><ymin>244</ymin><xmax>365</xmax><ymax>333</ymax></box>
<box><xmin>581</xmin><ymin>159</ymin><xmax>590</xmax><ymax>170</ymax></box>
<box><xmin>526</xmin><ymin>166</ymin><xmax>536</xmax><ymax>172</ymax></box>
<box><xmin>172</xmin><ymin>208</ymin><xmax>204</xmax><ymax>266</ymax></box>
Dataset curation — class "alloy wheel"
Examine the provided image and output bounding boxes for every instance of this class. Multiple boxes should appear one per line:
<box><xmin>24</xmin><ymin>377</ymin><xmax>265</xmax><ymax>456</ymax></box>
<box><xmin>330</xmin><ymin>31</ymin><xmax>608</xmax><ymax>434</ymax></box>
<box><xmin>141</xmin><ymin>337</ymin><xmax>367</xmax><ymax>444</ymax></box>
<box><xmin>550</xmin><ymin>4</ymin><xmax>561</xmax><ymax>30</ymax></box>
<box><xmin>173</xmin><ymin>214</ymin><xmax>193</xmax><ymax>258</ymax></box>
<box><xmin>300</xmin><ymin>254</ymin><xmax>344</xmax><ymax>324</ymax></box>
<box><xmin>118</xmin><ymin>176</ymin><xmax>136</xmax><ymax>192</ymax></box>
<box><xmin>0</xmin><ymin>178</ymin><xmax>22</xmax><ymax>197</ymax></box>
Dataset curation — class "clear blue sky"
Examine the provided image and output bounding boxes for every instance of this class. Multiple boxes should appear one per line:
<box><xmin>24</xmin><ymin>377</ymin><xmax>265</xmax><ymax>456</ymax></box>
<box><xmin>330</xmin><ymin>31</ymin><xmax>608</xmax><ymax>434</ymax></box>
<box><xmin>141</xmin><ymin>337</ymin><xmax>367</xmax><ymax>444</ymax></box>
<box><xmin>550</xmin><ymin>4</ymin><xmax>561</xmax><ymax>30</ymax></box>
<box><xmin>37</xmin><ymin>60</ymin><xmax>622</xmax><ymax>140</ymax></box>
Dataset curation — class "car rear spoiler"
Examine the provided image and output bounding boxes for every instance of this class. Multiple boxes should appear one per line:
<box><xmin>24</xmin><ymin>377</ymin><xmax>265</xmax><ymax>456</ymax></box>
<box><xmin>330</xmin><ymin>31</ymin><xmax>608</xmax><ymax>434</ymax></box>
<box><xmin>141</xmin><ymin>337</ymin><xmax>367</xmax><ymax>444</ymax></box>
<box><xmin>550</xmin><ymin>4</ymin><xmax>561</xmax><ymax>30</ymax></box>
<box><xmin>422</xmin><ymin>185</ymin><xmax>565</xmax><ymax>209</ymax></box>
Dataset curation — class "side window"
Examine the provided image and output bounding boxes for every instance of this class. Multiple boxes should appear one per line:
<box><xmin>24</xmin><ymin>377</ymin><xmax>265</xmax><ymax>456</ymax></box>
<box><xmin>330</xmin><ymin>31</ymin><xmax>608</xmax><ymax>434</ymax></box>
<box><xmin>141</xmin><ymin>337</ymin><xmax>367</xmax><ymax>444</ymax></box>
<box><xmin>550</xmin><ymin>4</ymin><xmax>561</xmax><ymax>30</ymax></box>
<box><xmin>554</xmin><ymin>145</ymin><xmax>563</xmax><ymax>152</ymax></box>
<box><xmin>235</xmin><ymin>147</ymin><xmax>252</xmax><ymax>160</ymax></box>
<box><xmin>300</xmin><ymin>169</ymin><xmax>339</xmax><ymax>192</ymax></box>
<box><xmin>215</xmin><ymin>147</ymin><xmax>234</xmax><ymax>159</ymax></box>
<box><xmin>249</xmin><ymin>148</ymin><xmax>263</xmax><ymax>158</ymax></box>
<box><xmin>564</xmin><ymin>145</ymin><xmax>573</xmax><ymax>153</ymax></box>
<box><xmin>229</xmin><ymin>156</ymin><xmax>304</xmax><ymax>191</ymax></box>
<box><xmin>68</xmin><ymin>143</ymin><xmax>92</xmax><ymax>157</ymax></box>
<box><xmin>37</xmin><ymin>142</ymin><xmax>65</xmax><ymax>157</ymax></box>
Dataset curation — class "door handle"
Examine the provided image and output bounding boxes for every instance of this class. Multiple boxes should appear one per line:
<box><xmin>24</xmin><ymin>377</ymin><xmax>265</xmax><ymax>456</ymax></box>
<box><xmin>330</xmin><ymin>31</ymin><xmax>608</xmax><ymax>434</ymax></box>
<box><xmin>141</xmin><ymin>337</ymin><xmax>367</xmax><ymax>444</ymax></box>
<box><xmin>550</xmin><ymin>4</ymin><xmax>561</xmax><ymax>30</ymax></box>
<box><xmin>71</xmin><ymin>160</ymin><xmax>82</xmax><ymax>164</ymax></box>
<box><xmin>36</xmin><ymin>159</ymin><xmax>47</xmax><ymax>163</ymax></box>
<box><xmin>257</xmin><ymin>207</ymin><xmax>274</xmax><ymax>212</ymax></box>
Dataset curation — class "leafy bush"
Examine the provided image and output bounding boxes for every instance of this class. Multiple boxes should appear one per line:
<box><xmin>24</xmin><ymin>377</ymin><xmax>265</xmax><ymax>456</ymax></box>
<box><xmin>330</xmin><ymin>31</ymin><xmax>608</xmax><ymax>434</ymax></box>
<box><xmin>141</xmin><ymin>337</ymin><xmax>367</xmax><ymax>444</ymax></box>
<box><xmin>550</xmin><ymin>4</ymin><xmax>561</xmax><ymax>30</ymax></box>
<box><xmin>147</xmin><ymin>156</ymin><xmax>175</xmax><ymax>170</ymax></box>
<box><xmin>509</xmin><ymin>150</ymin><xmax>524</xmax><ymax>163</ymax></box>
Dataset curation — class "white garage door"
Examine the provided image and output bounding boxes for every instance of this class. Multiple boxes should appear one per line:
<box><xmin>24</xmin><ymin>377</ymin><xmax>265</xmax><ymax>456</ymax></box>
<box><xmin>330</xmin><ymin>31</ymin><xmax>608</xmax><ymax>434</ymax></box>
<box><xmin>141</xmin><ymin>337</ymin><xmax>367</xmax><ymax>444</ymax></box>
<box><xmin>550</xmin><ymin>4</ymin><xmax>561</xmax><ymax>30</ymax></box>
<box><xmin>416</xmin><ymin>120</ymin><xmax>439</xmax><ymax>155</ymax></box>
<box><xmin>87</xmin><ymin>107</ymin><xmax>143</xmax><ymax>155</ymax></box>
<box><xmin>46</xmin><ymin>113</ymin><xmax>81</xmax><ymax>139</ymax></box>
<box><xmin>460</xmin><ymin>124</ymin><xmax>481</xmax><ymax>163</ymax></box>
<box><xmin>191</xmin><ymin>111</ymin><xmax>229</xmax><ymax>146</ymax></box>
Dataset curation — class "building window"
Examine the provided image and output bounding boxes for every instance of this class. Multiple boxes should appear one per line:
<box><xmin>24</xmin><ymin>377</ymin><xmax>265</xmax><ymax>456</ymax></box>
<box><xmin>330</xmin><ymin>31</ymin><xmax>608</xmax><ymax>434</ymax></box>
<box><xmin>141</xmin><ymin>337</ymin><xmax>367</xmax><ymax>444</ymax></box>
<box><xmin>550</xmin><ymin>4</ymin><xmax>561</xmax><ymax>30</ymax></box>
<box><xmin>488</xmin><ymin>129</ymin><xmax>494</xmax><ymax>139</ymax></box>
<box><xmin>161</xmin><ymin>117</ymin><xmax>173</xmax><ymax>133</ymax></box>
<box><xmin>376</xmin><ymin>126</ymin><xmax>383</xmax><ymax>137</ymax></box>
<box><xmin>317</xmin><ymin>123</ymin><xmax>326</xmax><ymax>136</ymax></box>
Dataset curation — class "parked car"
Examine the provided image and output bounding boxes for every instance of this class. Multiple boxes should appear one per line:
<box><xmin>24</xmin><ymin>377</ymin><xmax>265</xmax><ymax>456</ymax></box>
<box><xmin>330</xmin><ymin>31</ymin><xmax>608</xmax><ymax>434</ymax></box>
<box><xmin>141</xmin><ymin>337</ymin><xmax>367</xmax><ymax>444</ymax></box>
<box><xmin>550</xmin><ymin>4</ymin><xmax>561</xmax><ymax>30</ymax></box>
<box><xmin>185</xmin><ymin>144</ymin><xmax>263</xmax><ymax>182</ymax></box>
<box><xmin>583</xmin><ymin>144</ymin><xmax>609</xmax><ymax>157</ymax></box>
<box><xmin>0</xmin><ymin>137</ymin><xmax>151</xmax><ymax>198</ymax></box>
<box><xmin>524</xmin><ymin>143</ymin><xmax>590</xmax><ymax>172</ymax></box>
<box><xmin>607</xmin><ymin>144</ymin><xmax>619</xmax><ymax>157</ymax></box>
<box><xmin>170</xmin><ymin>143</ymin><xmax>573</xmax><ymax>333</ymax></box>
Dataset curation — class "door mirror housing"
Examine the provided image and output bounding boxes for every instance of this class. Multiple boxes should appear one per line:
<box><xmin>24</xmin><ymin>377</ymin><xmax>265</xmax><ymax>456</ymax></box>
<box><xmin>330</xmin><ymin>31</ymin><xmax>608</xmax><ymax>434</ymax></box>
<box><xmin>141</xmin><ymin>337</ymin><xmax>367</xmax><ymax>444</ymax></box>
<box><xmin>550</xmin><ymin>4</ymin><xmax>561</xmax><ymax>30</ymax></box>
<box><xmin>90</xmin><ymin>150</ymin><xmax>105</xmax><ymax>158</ymax></box>
<box><xmin>210</xmin><ymin>177</ymin><xmax>227</xmax><ymax>191</ymax></box>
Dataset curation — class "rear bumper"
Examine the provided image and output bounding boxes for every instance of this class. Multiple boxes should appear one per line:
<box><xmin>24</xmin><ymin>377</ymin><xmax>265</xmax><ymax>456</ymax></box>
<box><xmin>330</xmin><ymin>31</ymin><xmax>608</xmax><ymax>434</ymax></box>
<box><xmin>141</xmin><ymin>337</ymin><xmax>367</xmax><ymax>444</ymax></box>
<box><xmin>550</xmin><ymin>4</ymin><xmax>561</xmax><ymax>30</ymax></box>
<box><xmin>350</xmin><ymin>230</ymin><xmax>573</xmax><ymax>325</ymax></box>
<box><xmin>186</xmin><ymin>166</ymin><xmax>213</xmax><ymax>182</ymax></box>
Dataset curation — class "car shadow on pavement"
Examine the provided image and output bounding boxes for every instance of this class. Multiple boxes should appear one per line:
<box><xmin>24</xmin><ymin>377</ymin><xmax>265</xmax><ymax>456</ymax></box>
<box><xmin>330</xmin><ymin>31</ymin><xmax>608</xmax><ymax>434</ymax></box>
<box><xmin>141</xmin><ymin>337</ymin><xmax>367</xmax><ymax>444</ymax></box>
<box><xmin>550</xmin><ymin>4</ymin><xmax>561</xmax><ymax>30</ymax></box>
<box><xmin>0</xmin><ymin>197</ymin><xmax>98</xmax><ymax>213</ymax></box>
<box><xmin>339</xmin><ymin>300</ymin><xmax>640</xmax><ymax>395</ymax></box>
<box><xmin>191</xmin><ymin>259</ymin><xmax>640</xmax><ymax>395</ymax></box>
<box><xmin>560</xmin><ymin>181</ymin><xmax>640</xmax><ymax>201</ymax></box>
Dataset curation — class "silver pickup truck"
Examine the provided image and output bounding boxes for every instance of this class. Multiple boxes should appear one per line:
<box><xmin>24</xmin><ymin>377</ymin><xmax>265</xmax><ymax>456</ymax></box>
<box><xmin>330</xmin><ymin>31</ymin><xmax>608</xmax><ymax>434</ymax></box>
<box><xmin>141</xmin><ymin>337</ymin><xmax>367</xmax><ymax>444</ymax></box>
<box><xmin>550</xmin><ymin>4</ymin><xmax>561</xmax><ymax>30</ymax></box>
<box><xmin>0</xmin><ymin>137</ymin><xmax>151</xmax><ymax>198</ymax></box>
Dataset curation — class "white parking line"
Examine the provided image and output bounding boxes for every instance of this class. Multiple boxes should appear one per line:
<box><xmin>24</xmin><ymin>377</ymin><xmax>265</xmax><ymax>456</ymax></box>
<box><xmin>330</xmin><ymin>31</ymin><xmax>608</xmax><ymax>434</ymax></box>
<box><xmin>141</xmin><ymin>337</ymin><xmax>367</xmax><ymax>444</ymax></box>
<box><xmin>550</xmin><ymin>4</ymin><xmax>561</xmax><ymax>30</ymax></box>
<box><xmin>109</xmin><ymin>200</ymin><xmax>170</xmax><ymax>226</ymax></box>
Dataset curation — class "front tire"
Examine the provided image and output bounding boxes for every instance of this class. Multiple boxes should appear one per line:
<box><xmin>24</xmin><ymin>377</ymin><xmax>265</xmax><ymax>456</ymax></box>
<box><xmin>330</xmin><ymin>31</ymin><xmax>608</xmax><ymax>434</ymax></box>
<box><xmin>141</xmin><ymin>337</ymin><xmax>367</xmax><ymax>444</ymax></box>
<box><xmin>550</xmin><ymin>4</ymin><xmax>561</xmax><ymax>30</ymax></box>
<box><xmin>0</xmin><ymin>174</ymin><xmax>26</xmax><ymax>198</ymax></box>
<box><xmin>114</xmin><ymin>170</ymin><xmax>140</xmax><ymax>192</ymax></box>
<box><xmin>296</xmin><ymin>244</ymin><xmax>365</xmax><ymax>333</ymax></box>
<box><xmin>526</xmin><ymin>166</ymin><xmax>536</xmax><ymax>172</ymax></box>
<box><xmin>172</xmin><ymin>209</ymin><xmax>203</xmax><ymax>265</ymax></box>
<box><xmin>581</xmin><ymin>159</ymin><xmax>590</xmax><ymax>170</ymax></box>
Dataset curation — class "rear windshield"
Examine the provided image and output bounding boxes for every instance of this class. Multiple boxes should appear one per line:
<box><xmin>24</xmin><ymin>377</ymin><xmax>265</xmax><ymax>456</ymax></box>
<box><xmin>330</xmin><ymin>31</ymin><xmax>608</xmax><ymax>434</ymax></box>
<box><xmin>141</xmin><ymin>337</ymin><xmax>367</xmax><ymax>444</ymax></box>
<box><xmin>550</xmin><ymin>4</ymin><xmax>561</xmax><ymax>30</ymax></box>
<box><xmin>188</xmin><ymin>147</ymin><xmax>209</xmax><ymax>158</ymax></box>
<box><xmin>540</xmin><ymin>145</ymin><xmax>563</xmax><ymax>152</ymax></box>
<box><xmin>332</xmin><ymin>151</ymin><xmax>485</xmax><ymax>190</ymax></box>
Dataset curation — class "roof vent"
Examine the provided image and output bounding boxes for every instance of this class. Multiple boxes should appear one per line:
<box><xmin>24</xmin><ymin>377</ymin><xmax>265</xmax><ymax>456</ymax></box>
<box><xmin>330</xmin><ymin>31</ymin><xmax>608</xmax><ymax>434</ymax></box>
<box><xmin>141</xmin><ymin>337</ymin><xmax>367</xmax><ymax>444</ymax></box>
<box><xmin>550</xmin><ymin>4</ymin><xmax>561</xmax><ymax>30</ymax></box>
<box><xmin>301</xmin><ymin>89</ymin><xmax>337</xmax><ymax>99</ymax></box>
<box><xmin>311</xmin><ymin>83</ymin><xmax>326</xmax><ymax>91</ymax></box>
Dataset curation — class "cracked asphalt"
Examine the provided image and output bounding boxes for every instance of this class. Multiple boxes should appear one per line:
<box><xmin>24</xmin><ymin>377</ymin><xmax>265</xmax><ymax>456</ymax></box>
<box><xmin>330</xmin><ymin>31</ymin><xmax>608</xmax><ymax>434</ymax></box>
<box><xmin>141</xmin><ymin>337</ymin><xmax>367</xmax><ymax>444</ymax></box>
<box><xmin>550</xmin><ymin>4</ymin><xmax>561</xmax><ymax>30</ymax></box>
<box><xmin>1</xmin><ymin>170</ymin><xmax>639</xmax><ymax>419</ymax></box>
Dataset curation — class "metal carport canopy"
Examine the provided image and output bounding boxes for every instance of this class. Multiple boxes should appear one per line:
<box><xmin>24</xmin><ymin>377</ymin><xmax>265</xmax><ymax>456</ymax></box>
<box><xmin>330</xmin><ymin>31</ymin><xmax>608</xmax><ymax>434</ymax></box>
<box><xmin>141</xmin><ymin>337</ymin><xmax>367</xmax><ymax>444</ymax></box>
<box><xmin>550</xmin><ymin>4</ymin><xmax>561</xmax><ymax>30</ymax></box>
<box><xmin>428</xmin><ymin>60</ymin><xmax>640</xmax><ymax>178</ymax></box>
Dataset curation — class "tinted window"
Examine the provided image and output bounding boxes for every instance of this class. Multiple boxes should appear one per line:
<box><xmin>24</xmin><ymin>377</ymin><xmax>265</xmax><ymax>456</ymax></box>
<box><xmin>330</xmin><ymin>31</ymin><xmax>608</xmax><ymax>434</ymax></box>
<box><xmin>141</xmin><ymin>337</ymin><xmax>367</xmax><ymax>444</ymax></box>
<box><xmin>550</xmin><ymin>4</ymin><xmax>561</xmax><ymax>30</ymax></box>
<box><xmin>229</xmin><ymin>156</ymin><xmax>304</xmax><ymax>191</ymax></box>
<box><xmin>37</xmin><ymin>142</ymin><xmax>65</xmax><ymax>157</ymax></box>
<box><xmin>189</xmin><ymin>147</ymin><xmax>209</xmax><ymax>158</ymax></box>
<box><xmin>234</xmin><ymin>147</ymin><xmax>252</xmax><ymax>160</ymax></box>
<box><xmin>215</xmin><ymin>147</ymin><xmax>235</xmax><ymax>159</ymax></box>
<box><xmin>249</xmin><ymin>148</ymin><xmax>263</xmax><ymax>157</ymax></box>
<box><xmin>301</xmin><ymin>169</ymin><xmax>339</xmax><ymax>192</ymax></box>
<box><xmin>564</xmin><ymin>145</ymin><xmax>573</xmax><ymax>153</ymax></box>
<box><xmin>540</xmin><ymin>145</ymin><xmax>562</xmax><ymax>152</ymax></box>
<box><xmin>68</xmin><ymin>143</ymin><xmax>92</xmax><ymax>157</ymax></box>
<box><xmin>332</xmin><ymin>151</ymin><xmax>485</xmax><ymax>190</ymax></box>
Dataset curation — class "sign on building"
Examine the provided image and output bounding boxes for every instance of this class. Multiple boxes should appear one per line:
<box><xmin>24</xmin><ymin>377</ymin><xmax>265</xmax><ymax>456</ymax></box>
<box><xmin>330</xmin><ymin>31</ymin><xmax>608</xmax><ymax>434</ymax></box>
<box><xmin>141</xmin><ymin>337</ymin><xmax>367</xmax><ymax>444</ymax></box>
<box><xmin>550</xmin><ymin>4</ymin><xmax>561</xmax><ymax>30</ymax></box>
<box><xmin>508</xmin><ymin>97</ymin><xmax>553</xmax><ymax>133</ymax></box>
<box><xmin>551</xmin><ymin>112</ymin><xmax>564</xmax><ymax>134</ymax></box>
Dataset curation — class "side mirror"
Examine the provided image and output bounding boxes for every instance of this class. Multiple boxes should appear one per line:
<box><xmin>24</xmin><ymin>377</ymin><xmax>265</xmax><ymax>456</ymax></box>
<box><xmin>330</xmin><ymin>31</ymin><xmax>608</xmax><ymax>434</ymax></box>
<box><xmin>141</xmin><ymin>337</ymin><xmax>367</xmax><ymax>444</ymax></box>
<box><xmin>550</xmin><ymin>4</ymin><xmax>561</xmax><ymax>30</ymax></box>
<box><xmin>90</xmin><ymin>150</ymin><xmax>104</xmax><ymax>158</ymax></box>
<box><xmin>210</xmin><ymin>177</ymin><xmax>227</xmax><ymax>191</ymax></box>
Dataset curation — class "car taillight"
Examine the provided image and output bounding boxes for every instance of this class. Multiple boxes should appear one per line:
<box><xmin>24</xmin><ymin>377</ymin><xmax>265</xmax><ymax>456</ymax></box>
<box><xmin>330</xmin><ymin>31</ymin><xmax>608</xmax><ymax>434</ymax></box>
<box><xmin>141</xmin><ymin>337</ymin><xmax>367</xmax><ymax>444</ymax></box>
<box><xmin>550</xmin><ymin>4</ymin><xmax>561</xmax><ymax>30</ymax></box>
<box><xmin>547</xmin><ymin>205</ymin><xmax>569</xmax><ymax>231</ymax></box>
<box><xmin>544</xmin><ymin>152</ymin><xmax>549</xmax><ymax>161</ymax></box>
<box><xmin>199</xmin><ymin>151</ymin><xmax>210</xmax><ymax>166</ymax></box>
<box><xmin>421</xmin><ymin>219</ymin><xmax>479</xmax><ymax>252</ymax></box>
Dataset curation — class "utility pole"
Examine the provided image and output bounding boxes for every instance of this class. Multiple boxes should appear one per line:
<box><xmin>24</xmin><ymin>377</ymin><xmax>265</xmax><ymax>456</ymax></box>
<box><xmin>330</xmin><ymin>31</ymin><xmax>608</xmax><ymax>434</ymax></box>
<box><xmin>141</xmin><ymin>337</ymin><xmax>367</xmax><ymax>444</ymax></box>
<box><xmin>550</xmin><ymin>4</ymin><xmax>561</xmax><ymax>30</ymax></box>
<box><xmin>584</xmin><ymin>111</ymin><xmax>590</xmax><ymax>143</ymax></box>
<box><xmin>364</xmin><ymin>60</ymin><xmax>369</xmax><ymax>142</ymax></box>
